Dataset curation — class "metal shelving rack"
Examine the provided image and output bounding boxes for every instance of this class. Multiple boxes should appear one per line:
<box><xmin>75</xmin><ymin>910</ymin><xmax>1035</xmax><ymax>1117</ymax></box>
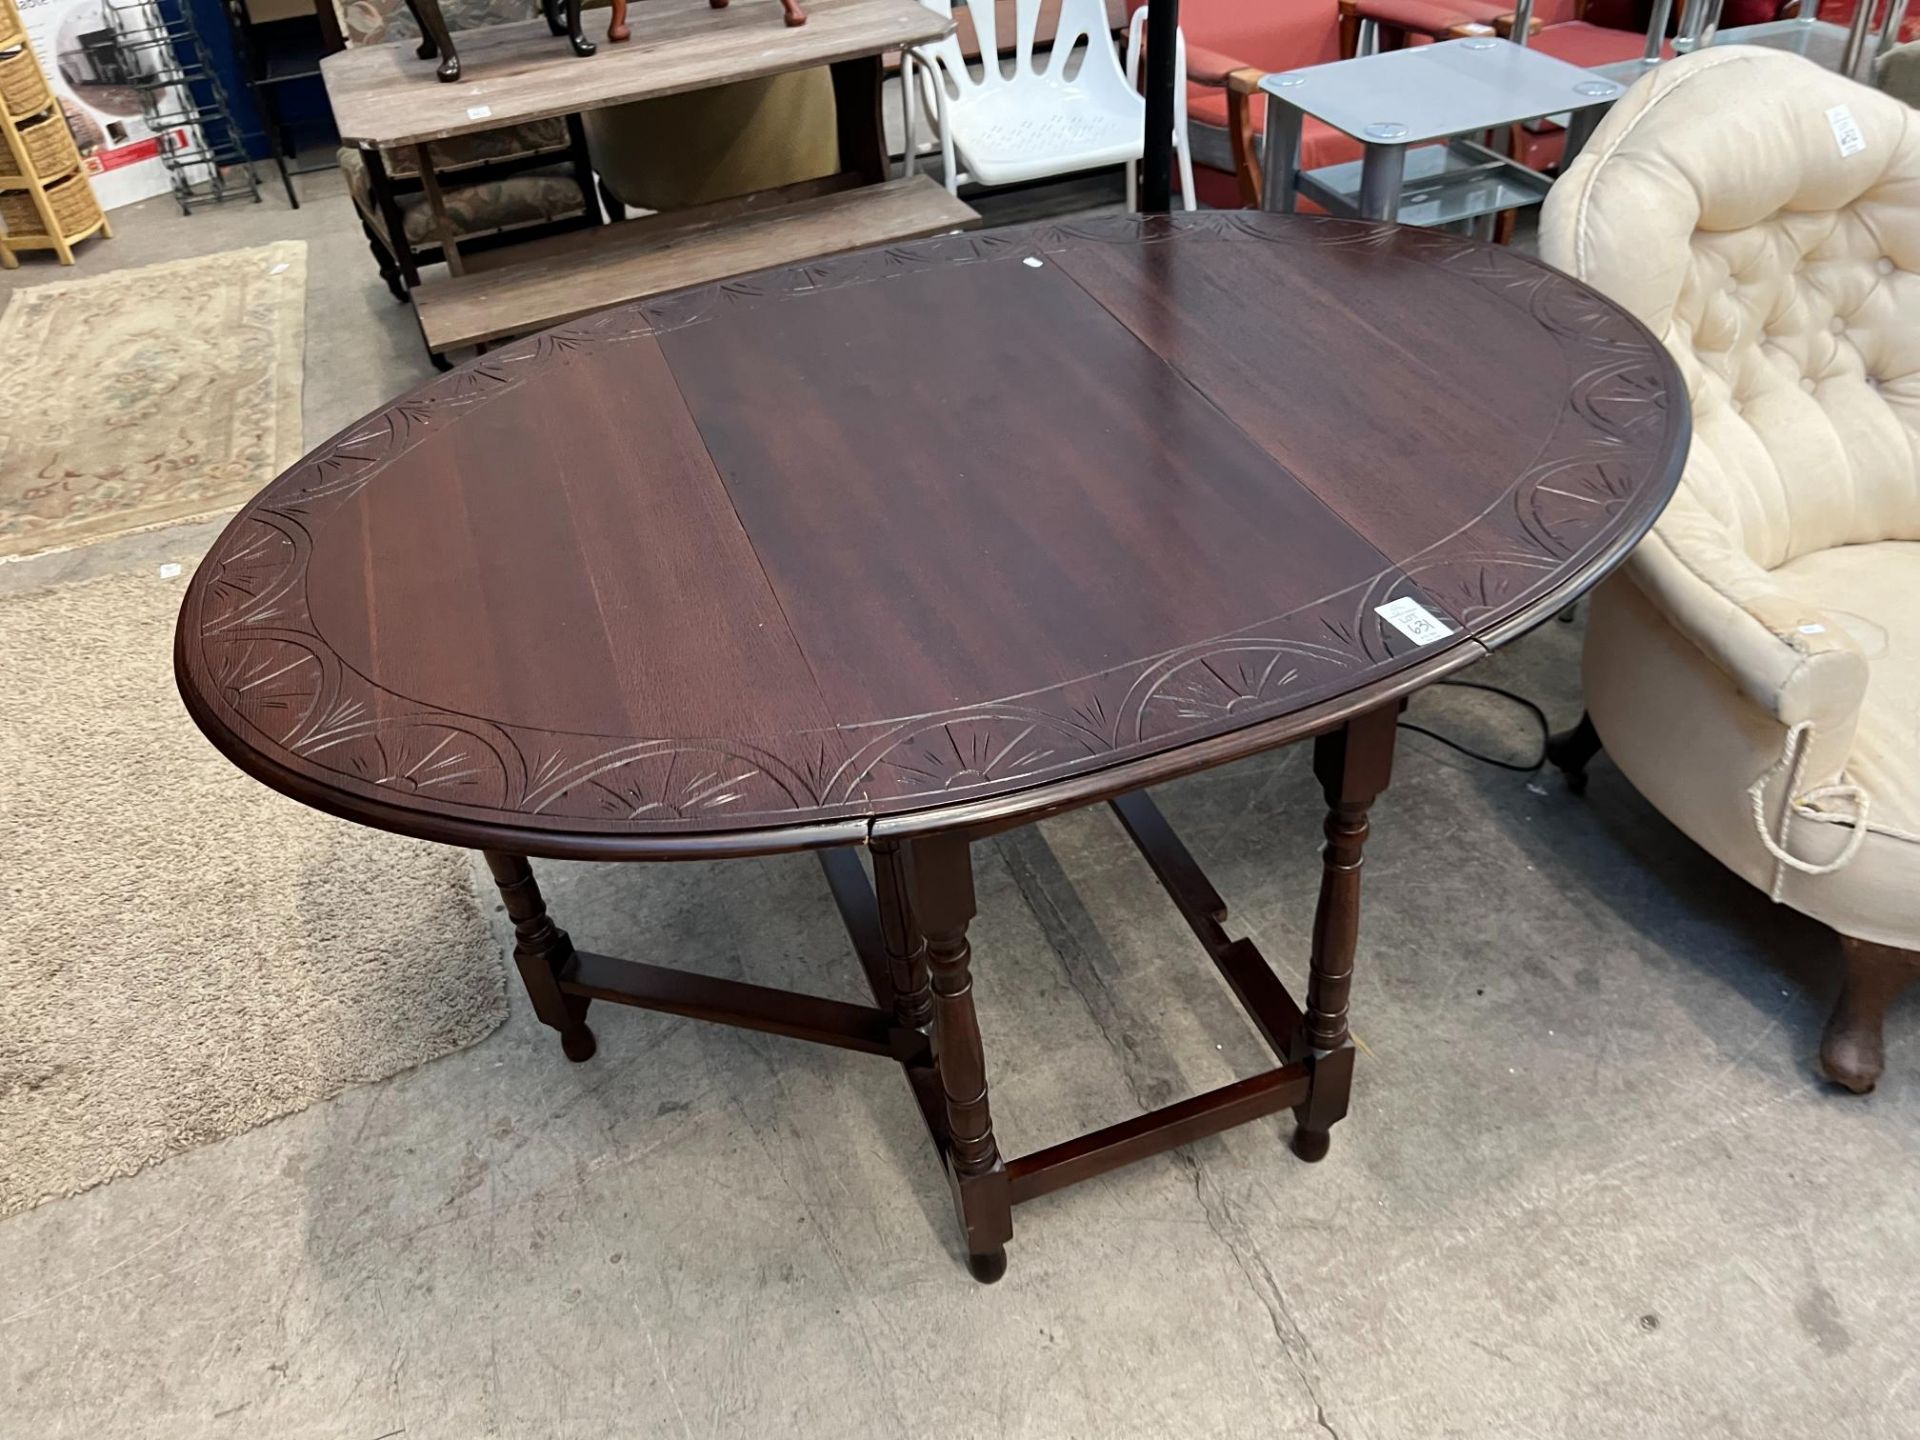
<box><xmin>220</xmin><ymin>0</ymin><xmax>334</xmax><ymax>208</ymax></box>
<box><xmin>105</xmin><ymin>0</ymin><xmax>260</xmax><ymax>212</ymax></box>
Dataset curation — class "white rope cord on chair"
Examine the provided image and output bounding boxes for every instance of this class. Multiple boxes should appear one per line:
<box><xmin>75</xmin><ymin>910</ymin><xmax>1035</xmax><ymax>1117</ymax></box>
<box><xmin>1745</xmin><ymin>720</ymin><xmax>1874</xmax><ymax>902</ymax></box>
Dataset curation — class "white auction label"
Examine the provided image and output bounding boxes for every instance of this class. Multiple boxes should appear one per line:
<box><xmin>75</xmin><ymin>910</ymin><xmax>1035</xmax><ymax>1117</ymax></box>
<box><xmin>1375</xmin><ymin>596</ymin><xmax>1453</xmax><ymax>646</ymax></box>
<box><xmin>466</xmin><ymin>104</ymin><xmax>493</xmax><ymax>119</ymax></box>
<box><xmin>1827</xmin><ymin>104</ymin><xmax>1865</xmax><ymax>158</ymax></box>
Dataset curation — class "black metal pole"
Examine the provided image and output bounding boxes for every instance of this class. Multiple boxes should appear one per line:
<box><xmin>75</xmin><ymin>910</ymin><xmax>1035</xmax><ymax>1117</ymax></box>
<box><xmin>1139</xmin><ymin>0</ymin><xmax>1181</xmax><ymax>213</ymax></box>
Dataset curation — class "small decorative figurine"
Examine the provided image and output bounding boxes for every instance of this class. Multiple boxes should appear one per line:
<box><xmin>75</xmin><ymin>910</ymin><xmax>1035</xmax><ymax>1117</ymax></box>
<box><xmin>402</xmin><ymin>0</ymin><xmax>595</xmax><ymax>83</ymax></box>
<box><xmin>605</xmin><ymin>0</ymin><xmax>806</xmax><ymax>44</ymax></box>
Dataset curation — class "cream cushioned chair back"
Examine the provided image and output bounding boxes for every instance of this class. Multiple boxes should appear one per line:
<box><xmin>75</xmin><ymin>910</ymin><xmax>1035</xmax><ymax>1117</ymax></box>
<box><xmin>1544</xmin><ymin>47</ymin><xmax>1920</xmax><ymax>570</ymax></box>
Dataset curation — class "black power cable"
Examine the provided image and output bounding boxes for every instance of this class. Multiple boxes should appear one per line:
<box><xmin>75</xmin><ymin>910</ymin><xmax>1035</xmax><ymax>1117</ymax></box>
<box><xmin>1397</xmin><ymin>680</ymin><xmax>1551</xmax><ymax>773</ymax></box>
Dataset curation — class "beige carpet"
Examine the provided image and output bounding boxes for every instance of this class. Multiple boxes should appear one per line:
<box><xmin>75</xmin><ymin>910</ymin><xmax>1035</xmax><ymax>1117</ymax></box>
<box><xmin>0</xmin><ymin>567</ymin><xmax>507</xmax><ymax>1219</ymax></box>
<box><xmin>0</xmin><ymin>242</ymin><xmax>307</xmax><ymax>562</ymax></box>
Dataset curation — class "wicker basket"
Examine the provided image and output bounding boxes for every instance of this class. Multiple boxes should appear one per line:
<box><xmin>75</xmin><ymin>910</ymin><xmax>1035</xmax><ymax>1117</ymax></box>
<box><xmin>16</xmin><ymin>111</ymin><xmax>78</xmax><ymax>178</ymax></box>
<box><xmin>0</xmin><ymin>44</ymin><xmax>49</xmax><ymax>120</ymax></box>
<box><xmin>0</xmin><ymin>172</ymin><xmax>101</xmax><ymax>239</ymax></box>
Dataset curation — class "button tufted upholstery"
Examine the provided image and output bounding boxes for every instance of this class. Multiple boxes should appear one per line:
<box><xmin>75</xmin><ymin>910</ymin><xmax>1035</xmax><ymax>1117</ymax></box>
<box><xmin>1541</xmin><ymin>47</ymin><xmax>1920</xmax><ymax>1088</ymax></box>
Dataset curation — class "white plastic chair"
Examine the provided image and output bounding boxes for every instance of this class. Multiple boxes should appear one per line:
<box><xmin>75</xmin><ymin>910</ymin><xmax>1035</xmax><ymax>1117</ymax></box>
<box><xmin>901</xmin><ymin>0</ymin><xmax>1196</xmax><ymax>209</ymax></box>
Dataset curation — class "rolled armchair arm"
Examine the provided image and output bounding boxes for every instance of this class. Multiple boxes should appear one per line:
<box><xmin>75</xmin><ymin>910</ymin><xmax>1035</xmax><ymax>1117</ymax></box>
<box><xmin>1622</xmin><ymin>484</ymin><xmax>1879</xmax><ymax>895</ymax></box>
<box><xmin>1626</xmin><ymin>488</ymin><xmax>1868</xmax><ymax>743</ymax></box>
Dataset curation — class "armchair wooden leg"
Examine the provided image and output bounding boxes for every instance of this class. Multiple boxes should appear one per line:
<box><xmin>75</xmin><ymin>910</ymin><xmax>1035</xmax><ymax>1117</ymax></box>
<box><xmin>1545</xmin><ymin>712</ymin><xmax>1603</xmax><ymax>795</ymax></box>
<box><xmin>399</xmin><ymin>0</ymin><xmax>461</xmax><ymax>81</ymax></box>
<box><xmin>1821</xmin><ymin>938</ymin><xmax>1920</xmax><ymax>1094</ymax></box>
<box><xmin>1227</xmin><ymin>86</ymin><xmax>1261</xmax><ymax>209</ymax></box>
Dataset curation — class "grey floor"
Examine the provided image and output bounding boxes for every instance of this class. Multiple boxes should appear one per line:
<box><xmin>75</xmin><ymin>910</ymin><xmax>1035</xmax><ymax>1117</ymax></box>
<box><xmin>3</xmin><ymin>174</ymin><xmax>1916</xmax><ymax>1440</ymax></box>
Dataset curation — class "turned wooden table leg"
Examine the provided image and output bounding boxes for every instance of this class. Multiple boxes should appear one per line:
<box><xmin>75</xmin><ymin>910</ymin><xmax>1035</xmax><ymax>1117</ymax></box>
<box><xmin>1293</xmin><ymin>704</ymin><xmax>1397</xmax><ymax>1162</ymax></box>
<box><xmin>908</xmin><ymin>832</ymin><xmax>1012</xmax><ymax>1282</ymax></box>
<box><xmin>484</xmin><ymin>851</ymin><xmax>595</xmax><ymax>1062</ymax></box>
<box><xmin>1822</xmin><ymin>936</ymin><xmax>1920</xmax><ymax>1094</ymax></box>
<box><xmin>873</xmin><ymin>839</ymin><xmax>933</xmax><ymax>1031</ymax></box>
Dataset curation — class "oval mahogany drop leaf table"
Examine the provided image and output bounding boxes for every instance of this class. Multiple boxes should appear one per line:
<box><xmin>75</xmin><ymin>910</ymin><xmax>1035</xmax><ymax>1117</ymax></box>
<box><xmin>176</xmin><ymin>212</ymin><xmax>1688</xmax><ymax>1284</ymax></box>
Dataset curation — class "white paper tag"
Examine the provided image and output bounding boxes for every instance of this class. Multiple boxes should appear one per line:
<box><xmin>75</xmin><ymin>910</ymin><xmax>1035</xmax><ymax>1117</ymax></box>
<box><xmin>466</xmin><ymin>104</ymin><xmax>493</xmax><ymax>119</ymax></box>
<box><xmin>1375</xmin><ymin>596</ymin><xmax>1454</xmax><ymax>646</ymax></box>
<box><xmin>269</xmin><ymin>262</ymin><xmax>289</xmax><ymax>275</ymax></box>
<box><xmin>158</xmin><ymin>562</ymin><xmax>183</xmax><ymax>579</ymax></box>
<box><xmin>1827</xmin><ymin>104</ymin><xmax>1865</xmax><ymax>158</ymax></box>
<box><xmin>1022</xmin><ymin>256</ymin><xmax>1043</xmax><ymax>268</ymax></box>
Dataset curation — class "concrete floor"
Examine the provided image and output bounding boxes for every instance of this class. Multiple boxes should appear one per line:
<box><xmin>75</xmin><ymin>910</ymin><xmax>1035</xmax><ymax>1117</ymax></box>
<box><xmin>3</xmin><ymin>176</ymin><xmax>1918</xmax><ymax>1440</ymax></box>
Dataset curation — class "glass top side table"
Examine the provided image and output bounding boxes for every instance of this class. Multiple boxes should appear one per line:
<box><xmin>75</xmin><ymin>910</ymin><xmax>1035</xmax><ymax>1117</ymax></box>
<box><xmin>1258</xmin><ymin>37</ymin><xmax>1623</xmax><ymax>225</ymax></box>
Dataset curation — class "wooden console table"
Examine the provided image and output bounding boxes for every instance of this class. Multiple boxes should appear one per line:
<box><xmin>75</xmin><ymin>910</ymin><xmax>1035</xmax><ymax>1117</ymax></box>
<box><xmin>321</xmin><ymin>0</ymin><xmax>975</xmax><ymax>358</ymax></box>
<box><xmin>176</xmin><ymin>215</ymin><xmax>1688</xmax><ymax>1282</ymax></box>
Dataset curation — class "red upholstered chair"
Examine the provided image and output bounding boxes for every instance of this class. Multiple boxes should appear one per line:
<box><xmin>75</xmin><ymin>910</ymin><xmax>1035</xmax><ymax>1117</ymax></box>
<box><xmin>1171</xmin><ymin>0</ymin><xmax>1505</xmax><ymax>207</ymax></box>
<box><xmin>1815</xmin><ymin>0</ymin><xmax>1917</xmax><ymax>41</ymax></box>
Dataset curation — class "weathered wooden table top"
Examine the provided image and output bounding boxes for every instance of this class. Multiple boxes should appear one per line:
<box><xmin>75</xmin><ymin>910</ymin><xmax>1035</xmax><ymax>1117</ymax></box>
<box><xmin>176</xmin><ymin>213</ymin><xmax>1689</xmax><ymax>858</ymax></box>
<box><xmin>321</xmin><ymin>0</ymin><xmax>952</xmax><ymax>146</ymax></box>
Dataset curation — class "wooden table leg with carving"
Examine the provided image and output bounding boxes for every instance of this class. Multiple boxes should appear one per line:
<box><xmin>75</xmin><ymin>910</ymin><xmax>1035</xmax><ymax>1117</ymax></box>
<box><xmin>873</xmin><ymin>838</ymin><xmax>933</xmax><ymax>1031</ymax></box>
<box><xmin>484</xmin><ymin>851</ymin><xmax>597</xmax><ymax>1062</ymax></box>
<box><xmin>907</xmin><ymin>832</ymin><xmax>1014</xmax><ymax>1284</ymax></box>
<box><xmin>468</xmin><ymin>715</ymin><xmax>1405</xmax><ymax>1281</ymax></box>
<box><xmin>1292</xmin><ymin>703</ymin><xmax>1397</xmax><ymax>1162</ymax></box>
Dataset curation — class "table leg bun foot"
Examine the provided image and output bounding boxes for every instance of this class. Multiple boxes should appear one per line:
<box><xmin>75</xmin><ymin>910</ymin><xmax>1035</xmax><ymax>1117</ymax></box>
<box><xmin>561</xmin><ymin>1024</ymin><xmax>597</xmax><ymax>1063</ymax></box>
<box><xmin>966</xmin><ymin>1247</ymin><xmax>1007</xmax><ymax>1284</ymax></box>
<box><xmin>435</xmin><ymin>56</ymin><xmax>460</xmax><ymax>81</ymax></box>
<box><xmin>1291</xmin><ymin>1125</ymin><xmax>1331</xmax><ymax>1163</ymax></box>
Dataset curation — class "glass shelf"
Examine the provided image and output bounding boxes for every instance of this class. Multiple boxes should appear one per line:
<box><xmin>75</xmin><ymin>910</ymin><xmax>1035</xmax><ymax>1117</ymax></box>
<box><xmin>1295</xmin><ymin>138</ymin><xmax>1552</xmax><ymax>227</ymax></box>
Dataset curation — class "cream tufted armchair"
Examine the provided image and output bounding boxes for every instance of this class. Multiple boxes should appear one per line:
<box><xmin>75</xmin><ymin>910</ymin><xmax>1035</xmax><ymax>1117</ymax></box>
<box><xmin>1539</xmin><ymin>47</ymin><xmax>1920</xmax><ymax>1093</ymax></box>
